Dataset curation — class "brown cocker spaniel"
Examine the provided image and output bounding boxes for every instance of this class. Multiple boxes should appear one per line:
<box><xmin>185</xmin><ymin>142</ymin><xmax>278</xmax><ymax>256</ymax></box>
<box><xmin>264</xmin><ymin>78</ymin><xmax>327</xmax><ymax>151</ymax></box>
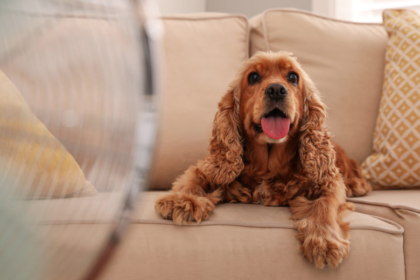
<box><xmin>155</xmin><ymin>51</ymin><xmax>371</xmax><ymax>268</ymax></box>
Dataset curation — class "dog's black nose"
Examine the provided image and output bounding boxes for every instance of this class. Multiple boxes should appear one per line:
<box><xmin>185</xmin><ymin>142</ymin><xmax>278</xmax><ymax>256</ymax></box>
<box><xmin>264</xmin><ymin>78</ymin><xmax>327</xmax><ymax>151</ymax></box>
<box><xmin>265</xmin><ymin>83</ymin><xmax>287</xmax><ymax>100</ymax></box>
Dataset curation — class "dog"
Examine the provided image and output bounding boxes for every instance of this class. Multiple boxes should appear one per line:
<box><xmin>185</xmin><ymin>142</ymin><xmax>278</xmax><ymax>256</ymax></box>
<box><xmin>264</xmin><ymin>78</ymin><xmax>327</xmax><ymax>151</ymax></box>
<box><xmin>155</xmin><ymin>51</ymin><xmax>371</xmax><ymax>268</ymax></box>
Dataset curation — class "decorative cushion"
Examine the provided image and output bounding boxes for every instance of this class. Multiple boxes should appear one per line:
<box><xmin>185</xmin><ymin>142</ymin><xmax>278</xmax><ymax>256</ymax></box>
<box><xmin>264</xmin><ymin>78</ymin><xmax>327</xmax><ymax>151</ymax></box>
<box><xmin>149</xmin><ymin>14</ymin><xmax>249</xmax><ymax>189</ymax></box>
<box><xmin>0</xmin><ymin>7</ymin><xmax>140</xmax><ymax>192</ymax></box>
<box><xmin>250</xmin><ymin>9</ymin><xmax>388</xmax><ymax>163</ymax></box>
<box><xmin>0</xmin><ymin>70</ymin><xmax>96</xmax><ymax>199</ymax></box>
<box><xmin>361</xmin><ymin>10</ymin><xmax>420</xmax><ymax>188</ymax></box>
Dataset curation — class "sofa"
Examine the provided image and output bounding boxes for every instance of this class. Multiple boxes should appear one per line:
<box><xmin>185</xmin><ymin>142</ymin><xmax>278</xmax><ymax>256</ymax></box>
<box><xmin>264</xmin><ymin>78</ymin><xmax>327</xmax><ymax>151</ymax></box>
<box><xmin>94</xmin><ymin>9</ymin><xmax>420</xmax><ymax>280</ymax></box>
<box><xmin>2</xmin><ymin>6</ymin><xmax>418</xmax><ymax>280</ymax></box>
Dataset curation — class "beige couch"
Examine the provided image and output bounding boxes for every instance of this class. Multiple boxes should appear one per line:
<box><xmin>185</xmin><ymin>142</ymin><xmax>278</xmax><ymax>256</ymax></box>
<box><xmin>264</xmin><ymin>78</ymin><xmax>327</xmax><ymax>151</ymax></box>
<box><xmin>99</xmin><ymin>10</ymin><xmax>420</xmax><ymax>280</ymax></box>
<box><xmin>3</xmin><ymin>6</ymin><xmax>418</xmax><ymax>280</ymax></box>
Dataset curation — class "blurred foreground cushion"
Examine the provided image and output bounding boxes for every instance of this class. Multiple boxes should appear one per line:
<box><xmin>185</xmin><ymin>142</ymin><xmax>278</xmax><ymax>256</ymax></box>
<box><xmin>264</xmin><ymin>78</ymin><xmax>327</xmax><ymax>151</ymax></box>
<box><xmin>0</xmin><ymin>8</ymin><xmax>140</xmax><ymax>192</ymax></box>
<box><xmin>250</xmin><ymin>9</ymin><xmax>387</xmax><ymax>163</ymax></box>
<box><xmin>0</xmin><ymin>70</ymin><xmax>96</xmax><ymax>199</ymax></box>
<box><xmin>149</xmin><ymin>14</ymin><xmax>249</xmax><ymax>189</ymax></box>
<box><xmin>362</xmin><ymin>10</ymin><xmax>420</xmax><ymax>189</ymax></box>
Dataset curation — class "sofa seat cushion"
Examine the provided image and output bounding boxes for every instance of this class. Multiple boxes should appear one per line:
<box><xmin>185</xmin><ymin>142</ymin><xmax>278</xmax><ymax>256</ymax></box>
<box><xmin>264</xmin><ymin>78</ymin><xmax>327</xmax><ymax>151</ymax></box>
<box><xmin>18</xmin><ymin>192</ymin><xmax>125</xmax><ymax>279</ymax></box>
<box><xmin>249</xmin><ymin>9</ymin><xmax>388</xmax><ymax>163</ymax></box>
<box><xmin>348</xmin><ymin>190</ymin><xmax>420</xmax><ymax>280</ymax></box>
<box><xmin>149</xmin><ymin>13</ymin><xmax>249</xmax><ymax>190</ymax></box>
<box><xmin>99</xmin><ymin>191</ymin><xmax>405</xmax><ymax>280</ymax></box>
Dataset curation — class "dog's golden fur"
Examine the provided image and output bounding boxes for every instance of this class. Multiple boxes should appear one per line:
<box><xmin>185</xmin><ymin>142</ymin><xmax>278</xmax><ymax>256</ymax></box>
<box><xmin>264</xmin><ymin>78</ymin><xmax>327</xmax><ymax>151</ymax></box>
<box><xmin>155</xmin><ymin>51</ymin><xmax>371</xmax><ymax>268</ymax></box>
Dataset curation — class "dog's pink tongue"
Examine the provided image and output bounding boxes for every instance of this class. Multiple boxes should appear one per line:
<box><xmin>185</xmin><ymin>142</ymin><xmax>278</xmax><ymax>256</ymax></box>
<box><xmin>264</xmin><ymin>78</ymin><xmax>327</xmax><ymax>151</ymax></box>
<box><xmin>261</xmin><ymin>116</ymin><xmax>290</xmax><ymax>139</ymax></box>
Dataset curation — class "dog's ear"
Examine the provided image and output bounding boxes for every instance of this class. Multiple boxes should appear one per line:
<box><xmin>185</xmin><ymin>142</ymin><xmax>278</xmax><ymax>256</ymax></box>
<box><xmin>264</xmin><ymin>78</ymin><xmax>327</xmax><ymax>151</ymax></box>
<box><xmin>299</xmin><ymin>73</ymin><xmax>339</xmax><ymax>185</ymax></box>
<box><xmin>200</xmin><ymin>86</ymin><xmax>244</xmax><ymax>186</ymax></box>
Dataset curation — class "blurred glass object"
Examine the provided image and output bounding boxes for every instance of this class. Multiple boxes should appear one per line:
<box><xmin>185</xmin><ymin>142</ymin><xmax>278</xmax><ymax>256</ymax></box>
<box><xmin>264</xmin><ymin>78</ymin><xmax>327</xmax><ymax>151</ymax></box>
<box><xmin>0</xmin><ymin>0</ymin><xmax>161</xmax><ymax>279</ymax></box>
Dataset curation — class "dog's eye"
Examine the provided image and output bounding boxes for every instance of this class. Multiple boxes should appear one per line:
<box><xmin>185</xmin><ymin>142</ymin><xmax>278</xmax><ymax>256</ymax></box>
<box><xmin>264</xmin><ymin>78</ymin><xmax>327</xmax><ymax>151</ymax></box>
<box><xmin>248</xmin><ymin>72</ymin><xmax>260</xmax><ymax>85</ymax></box>
<box><xmin>287</xmin><ymin>72</ymin><xmax>299</xmax><ymax>86</ymax></box>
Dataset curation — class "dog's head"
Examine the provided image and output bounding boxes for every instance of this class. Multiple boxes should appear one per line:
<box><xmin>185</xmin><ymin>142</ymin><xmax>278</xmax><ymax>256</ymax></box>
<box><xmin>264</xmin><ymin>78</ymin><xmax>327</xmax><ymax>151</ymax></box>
<box><xmin>201</xmin><ymin>51</ymin><xmax>337</xmax><ymax>186</ymax></box>
<box><xmin>237</xmin><ymin>52</ymin><xmax>306</xmax><ymax>144</ymax></box>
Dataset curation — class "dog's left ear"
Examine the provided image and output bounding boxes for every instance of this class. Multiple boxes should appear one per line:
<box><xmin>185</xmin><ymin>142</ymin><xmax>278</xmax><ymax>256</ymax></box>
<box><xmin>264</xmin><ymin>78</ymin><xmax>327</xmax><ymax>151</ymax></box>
<box><xmin>299</xmin><ymin>73</ymin><xmax>339</xmax><ymax>185</ymax></box>
<box><xmin>200</xmin><ymin>84</ymin><xmax>244</xmax><ymax>186</ymax></box>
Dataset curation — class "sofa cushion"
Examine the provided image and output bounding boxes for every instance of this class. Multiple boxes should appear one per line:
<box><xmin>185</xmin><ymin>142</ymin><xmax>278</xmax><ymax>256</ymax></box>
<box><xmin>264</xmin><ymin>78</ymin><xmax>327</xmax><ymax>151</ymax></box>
<box><xmin>19</xmin><ymin>192</ymin><xmax>125</xmax><ymax>279</ymax></box>
<box><xmin>250</xmin><ymin>9</ymin><xmax>388</xmax><ymax>163</ymax></box>
<box><xmin>361</xmin><ymin>10</ymin><xmax>420</xmax><ymax>188</ymax></box>
<box><xmin>348</xmin><ymin>190</ymin><xmax>420</xmax><ymax>280</ymax></box>
<box><xmin>149</xmin><ymin>14</ymin><xmax>249</xmax><ymax>190</ymax></box>
<box><xmin>0</xmin><ymin>70</ymin><xmax>96</xmax><ymax>199</ymax></box>
<box><xmin>99</xmin><ymin>191</ymin><xmax>405</xmax><ymax>280</ymax></box>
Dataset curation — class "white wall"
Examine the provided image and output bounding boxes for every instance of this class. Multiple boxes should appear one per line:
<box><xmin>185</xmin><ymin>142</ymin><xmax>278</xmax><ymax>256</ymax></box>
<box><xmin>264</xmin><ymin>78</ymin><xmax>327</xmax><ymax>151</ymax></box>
<box><xmin>312</xmin><ymin>0</ymin><xmax>334</xmax><ymax>17</ymax></box>
<box><xmin>206</xmin><ymin>0</ymin><xmax>312</xmax><ymax>18</ymax></box>
<box><xmin>156</xmin><ymin>0</ymin><xmax>311</xmax><ymax>17</ymax></box>
<box><xmin>312</xmin><ymin>0</ymin><xmax>352</xmax><ymax>20</ymax></box>
<box><xmin>156</xmin><ymin>0</ymin><xmax>206</xmax><ymax>14</ymax></box>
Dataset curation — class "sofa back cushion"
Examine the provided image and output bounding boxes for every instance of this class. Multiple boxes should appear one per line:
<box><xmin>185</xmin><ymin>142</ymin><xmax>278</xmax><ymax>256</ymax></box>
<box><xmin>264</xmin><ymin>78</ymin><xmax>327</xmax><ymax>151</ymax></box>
<box><xmin>250</xmin><ymin>9</ymin><xmax>388</xmax><ymax>163</ymax></box>
<box><xmin>150</xmin><ymin>14</ymin><xmax>249</xmax><ymax>189</ymax></box>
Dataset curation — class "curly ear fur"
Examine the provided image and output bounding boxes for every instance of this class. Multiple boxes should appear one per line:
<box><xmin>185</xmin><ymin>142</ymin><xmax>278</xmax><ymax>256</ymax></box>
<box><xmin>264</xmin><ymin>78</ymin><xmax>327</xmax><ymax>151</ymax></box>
<box><xmin>200</xmin><ymin>87</ymin><xmax>244</xmax><ymax>186</ymax></box>
<box><xmin>299</xmin><ymin>73</ymin><xmax>339</xmax><ymax>185</ymax></box>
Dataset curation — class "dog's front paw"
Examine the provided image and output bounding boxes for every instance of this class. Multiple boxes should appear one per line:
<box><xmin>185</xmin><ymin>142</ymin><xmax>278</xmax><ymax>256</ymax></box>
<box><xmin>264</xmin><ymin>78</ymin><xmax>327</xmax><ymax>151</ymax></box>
<box><xmin>301</xmin><ymin>233</ymin><xmax>349</xmax><ymax>269</ymax></box>
<box><xmin>155</xmin><ymin>193</ymin><xmax>215</xmax><ymax>225</ymax></box>
<box><xmin>346</xmin><ymin>178</ymin><xmax>372</xmax><ymax>197</ymax></box>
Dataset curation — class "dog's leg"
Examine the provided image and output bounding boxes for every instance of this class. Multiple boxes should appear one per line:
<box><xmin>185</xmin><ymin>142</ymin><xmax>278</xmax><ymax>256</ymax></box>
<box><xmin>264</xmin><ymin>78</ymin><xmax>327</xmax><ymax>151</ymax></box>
<box><xmin>289</xmin><ymin>179</ymin><xmax>354</xmax><ymax>268</ymax></box>
<box><xmin>155</xmin><ymin>163</ymin><xmax>223</xmax><ymax>225</ymax></box>
<box><xmin>252</xmin><ymin>181</ymin><xmax>289</xmax><ymax>206</ymax></box>
<box><xmin>224</xmin><ymin>180</ymin><xmax>253</xmax><ymax>203</ymax></box>
<box><xmin>333</xmin><ymin>142</ymin><xmax>372</xmax><ymax>197</ymax></box>
<box><xmin>342</xmin><ymin>158</ymin><xmax>372</xmax><ymax>197</ymax></box>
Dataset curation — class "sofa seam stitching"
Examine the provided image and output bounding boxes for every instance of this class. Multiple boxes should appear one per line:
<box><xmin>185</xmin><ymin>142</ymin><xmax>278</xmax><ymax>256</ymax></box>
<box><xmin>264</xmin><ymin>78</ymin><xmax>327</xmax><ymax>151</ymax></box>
<box><xmin>125</xmin><ymin>219</ymin><xmax>404</xmax><ymax>234</ymax></box>
<box><xmin>348</xmin><ymin>199</ymin><xmax>420</xmax><ymax>214</ymax></box>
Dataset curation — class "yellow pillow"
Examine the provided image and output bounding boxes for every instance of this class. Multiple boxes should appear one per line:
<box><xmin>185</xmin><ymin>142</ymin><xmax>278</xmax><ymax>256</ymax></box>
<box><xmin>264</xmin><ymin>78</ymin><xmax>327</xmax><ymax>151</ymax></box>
<box><xmin>0</xmin><ymin>70</ymin><xmax>96</xmax><ymax>199</ymax></box>
<box><xmin>362</xmin><ymin>10</ymin><xmax>420</xmax><ymax>188</ymax></box>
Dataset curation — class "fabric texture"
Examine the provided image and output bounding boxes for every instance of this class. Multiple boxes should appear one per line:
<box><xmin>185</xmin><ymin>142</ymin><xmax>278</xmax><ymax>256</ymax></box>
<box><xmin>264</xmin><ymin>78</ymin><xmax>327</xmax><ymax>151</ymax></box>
<box><xmin>98</xmin><ymin>191</ymin><xmax>405</xmax><ymax>280</ymax></box>
<box><xmin>348</xmin><ymin>190</ymin><xmax>420</xmax><ymax>280</ymax></box>
<box><xmin>18</xmin><ymin>192</ymin><xmax>125</xmax><ymax>279</ymax></box>
<box><xmin>149</xmin><ymin>13</ymin><xmax>249</xmax><ymax>190</ymax></box>
<box><xmin>249</xmin><ymin>9</ymin><xmax>387</xmax><ymax>163</ymax></box>
<box><xmin>0</xmin><ymin>70</ymin><xmax>96</xmax><ymax>199</ymax></box>
<box><xmin>362</xmin><ymin>10</ymin><xmax>420</xmax><ymax>188</ymax></box>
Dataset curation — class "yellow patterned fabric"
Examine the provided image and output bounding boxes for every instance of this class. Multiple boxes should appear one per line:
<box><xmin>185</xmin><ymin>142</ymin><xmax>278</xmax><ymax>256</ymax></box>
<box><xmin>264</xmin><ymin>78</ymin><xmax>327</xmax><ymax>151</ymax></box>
<box><xmin>362</xmin><ymin>10</ymin><xmax>420</xmax><ymax>188</ymax></box>
<box><xmin>0</xmin><ymin>70</ymin><xmax>97</xmax><ymax>199</ymax></box>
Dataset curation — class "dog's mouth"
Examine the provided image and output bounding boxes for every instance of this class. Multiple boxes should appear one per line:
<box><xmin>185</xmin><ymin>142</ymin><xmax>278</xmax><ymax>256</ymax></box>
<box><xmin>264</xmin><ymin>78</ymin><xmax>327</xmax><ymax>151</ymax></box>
<box><xmin>255</xmin><ymin>109</ymin><xmax>290</xmax><ymax>140</ymax></box>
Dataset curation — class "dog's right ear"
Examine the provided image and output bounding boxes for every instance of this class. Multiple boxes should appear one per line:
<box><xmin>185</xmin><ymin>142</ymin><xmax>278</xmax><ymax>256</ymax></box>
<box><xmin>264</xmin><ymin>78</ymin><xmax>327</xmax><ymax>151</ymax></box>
<box><xmin>298</xmin><ymin>71</ymin><xmax>339</xmax><ymax>185</ymax></box>
<box><xmin>200</xmin><ymin>86</ymin><xmax>244</xmax><ymax>186</ymax></box>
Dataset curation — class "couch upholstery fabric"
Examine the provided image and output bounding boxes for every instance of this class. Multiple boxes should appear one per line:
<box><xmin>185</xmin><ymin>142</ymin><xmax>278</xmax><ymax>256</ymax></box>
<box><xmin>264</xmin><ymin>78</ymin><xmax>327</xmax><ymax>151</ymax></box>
<box><xmin>19</xmin><ymin>192</ymin><xmax>126</xmax><ymax>279</ymax></box>
<box><xmin>149</xmin><ymin>13</ymin><xmax>249</xmax><ymax>190</ymax></box>
<box><xmin>349</xmin><ymin>190</ymin><xmax>420</xmax><ymax>280</ymax></box>
<box><xmin>99</xmin><ymin>191</ymin><xmax>405</xmax><ymax>280</ymax></box>
<box><xmin>250</xmin><ymin>9</ymin><xmax>388</xmax><ymax>164</ymax></box>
